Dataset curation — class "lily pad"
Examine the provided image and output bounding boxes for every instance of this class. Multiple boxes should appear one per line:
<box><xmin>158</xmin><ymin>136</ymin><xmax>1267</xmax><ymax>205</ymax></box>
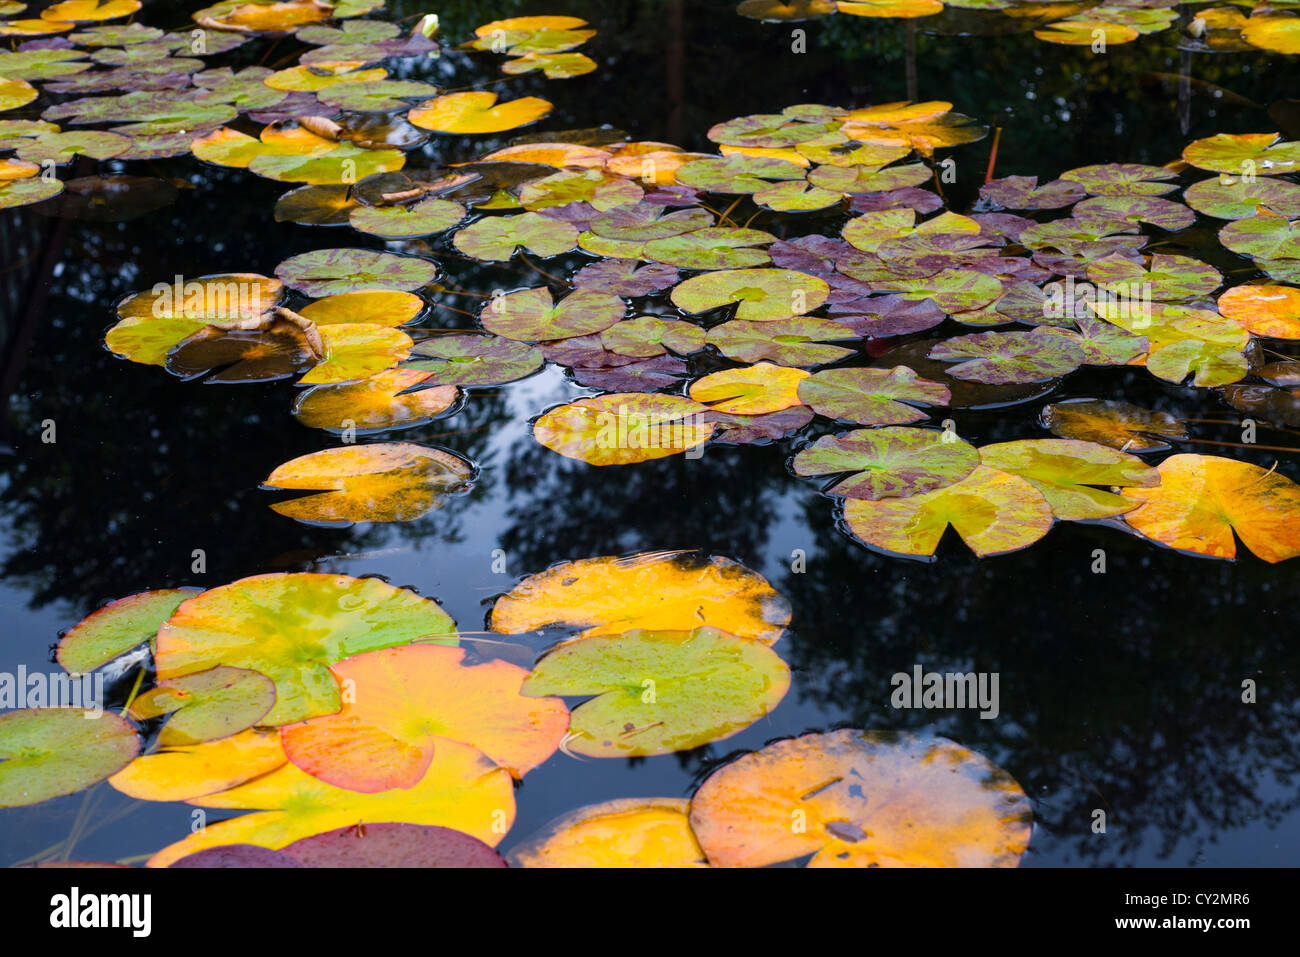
<box><xmin>796</xmin><ymin>365</ymin><xmax>949</xmax><ymax>424</ymax></box>
<box><xmin>154</xmin><ymin>572</ymin><xmax>458</xmax><ymax>725</ymax></box>
<box><xmin>0</xmin><ymin>708</ymin><xmax>139</xmax><ymax>808</ymax></box>
<box><xmin>534</xmin><ymin>393</ymin><xmax>714</xmax><ymax>464</ymax></box>
<box><xmin>688</xmin><ymin>729</ymin><xmax>1032</xmax><ymax>867</ymax></box>
<box><xmin>348</xmin><ymin>197</ymin><xmax>464</xmax><ymax>238</ymax></box>
<box><xmin>489</xmin><ymin>551</ymin><xmax>790</xmax><ymax>643</ymax></box>
<box><xmin>408</xmin><ymin>91</ymin><xmax>552</xmax><ymax>134</ymax></box>
<box><xmin>127</xmin><ymin>667</ymin><xmax>276</xmax><ymax>747</ymax></box>
<box><xmin>978</xmin><ymin>438</ymin><xmax>1159</xmax><ymax>520</ymax></box>
<box><xmin>281</xmin><ymin>823</ymin><xmax>507</xmax><ymax>868</ymax></box>
<box><xmin>56</xmin><ymin>588</ymin><xmax>198</xmax><ymax>674</ymax></box>
<box><xmin>843</xmin><ymin>464</ymin><xmax>1055</xmax><ymax>558</ymax></box>
<box><xmin>281</xmin><ymin>644</ymin><xmax>568</xmax><ymax>787</ymax></box>
<box><xmin>521</xmin><ymin>627</ymin><xmax>789</xmax><ymax>758</ymax></box>
<box><xmin>453</xmin><ymin>211</ymin><xmax>578</xmax><ymax>260</ymax></box>
<box><xmin>147</xmin><ymin>740</ymin><xmax>513</xmax><ymax>867</ymax></box>
<box><xmin>263</xmin><ymin>442</ymin><xmax>474</xmax><ymax>525</ymax></box>
<box><xmin>706</xmin><ymin>317</ymin><xmax>855</xmax><ymax>365</ymax></box>
<box><xmin>792</xmin><ymin>425</ymin><xmax>978</xmax><ymax>500</ymax></box>
<box><xmin>1121</xmin><ymin>454</ymin><xmax>1300</xmax><ymax>562</ymax></box>
<box><xmin>479</xmin><ymin>287</ymin><xmax>624</xmax><ymax>342</ymax></box>
<box><xmin>671</xmin><ymin>267</ymin><xmax>829</xmax><ymax>320</ymax></box>
<box><xmin>928</xmin><ymin>330</ymin><xmax>1085</xmax><ymax>384</ymax></box>
<box><xmin>406</xmin><ymin>334</ymin><xmax>543</xmax><ymax>386</ymax></box>
<box><xmin>275</xmin><ymin>248</ymin><xmax>438</xmax><ymax>296</ymax></box>
<box><xmin>292</xmin><ymin>368</ymin><xmax>457</xmax><ymax>432</ymax></box>
<box><xmin>507</xmin><ymin>798</ymin><xmax>705</xmax><ymax>868</ymax></box>
<box><xmin>689</xmin><ymin>362</ymin><xmax>809</xmax><ymax>414</ymax></box>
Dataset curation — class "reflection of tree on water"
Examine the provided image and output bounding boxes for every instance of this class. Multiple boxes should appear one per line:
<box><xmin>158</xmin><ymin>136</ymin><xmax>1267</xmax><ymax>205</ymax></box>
<box><xmin>773</xmin><ymin>493</ymin><xmax>1300</xmax><ymax>865</ymax></box>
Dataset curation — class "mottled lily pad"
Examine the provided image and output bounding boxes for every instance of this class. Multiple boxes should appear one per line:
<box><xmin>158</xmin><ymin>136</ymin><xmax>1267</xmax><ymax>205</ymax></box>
<box><xmin>792</xmin><ymin>426</ymin><xmax>979</xmax><ymax>500</ymax></box>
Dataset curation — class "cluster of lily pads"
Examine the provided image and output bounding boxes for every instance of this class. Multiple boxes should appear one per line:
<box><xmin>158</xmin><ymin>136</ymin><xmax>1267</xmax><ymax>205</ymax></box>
<box><xmin>6</xmin><ymin>2</ymin><xmax>1299</xmax><ymax>561</ymax></box>
<box><xmin>735</xmin><ymin>0</ymin><xmax>1300</xmax><ymax>54</ymax></box>
<box><xmin>0</xmin><ymin>551</ymin><xmax>1032</xmax><ymax>867</ymax></box>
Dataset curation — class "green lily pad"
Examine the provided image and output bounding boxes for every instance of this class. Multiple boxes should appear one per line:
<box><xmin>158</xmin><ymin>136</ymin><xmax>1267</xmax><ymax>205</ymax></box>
<box><xmin>520</xmin><ymin>627</ymin><xmax>790</xmax><ymax>758</ymax></box>
<box><xmin>348</xmin><ymin>198</ymin><xmax>465</xmax><ymax>237</ymax></box>
<box><xmin>792</xmin><ymin>425</ymin><xmax>979</xmax><ymax>500</ymax></box>
<box><xmin>707</xmin><ymin>317</ymin><xmax>855</xmax><ymax>365</ymax></box>
<box><xmin>929</xmin><ymin>330</ymin><xmax>1085</xmax><ymax>384</ymax></box>
<box><xmin>0</xmin><ymin>48</ymin><xmax>90</xmax><ymax>80</ymax></box>
<box><xmin>1038</xmin><ymin>318</ymin><xmax>1149</xmax><ymax>365</ymax></box>
<box><xmin>14</xmin><ymin>130</ymin><xmax>131</xmax><ymax>164</ymax></box>
<box><xmin>129</xmin><ymin>666</ymin><xmax>277</xmax><ymax>748</ymax></box>
<box><xmin>276</xmin><ymin>248</ymin><xmax>438</xmax><ymax>296</ymax></box>
<box><xmin>706</xmin><ymin>112</ymin><xmax>837</xmax><ymax>148</ymax></box>
<box><xmin>674</xmin><ymin>154</ymin><xmax>805</xmax><ymax>194</ymax></box>
<box><xmin>751</xmin><ymin>179</ymin><xmax>842</xmax><ymax>211</ymax></box>
<box><xmin>249</xmin><ymin>144</ymin><xmax>406</xmax><ymax>185</ymax></box>
<box><xmin>1147</xmin><ymin>339</ymin><xmax>1249</xmax><ymax>387</ymax></box>
<box><xmin>518</xmin><ymin>169</ymin><xmax>643</xmax><ymax>212</ymax></box>
<box><xmin>480</xmin><ymin>287</ymin><xmax>624</xmax><ymax>342</ymax></box>
<box><xmin>406</xmin><ymin>334</ymin><xmax>544</xmax><ymax>386</ymax></box>
<box><xmin>978</xmin><ymin>438</ymin><xmax>1159</xmax><ymax>520</ymax></box>
<box><xmin>671</xmin><ymin>267</ymin><xmax>829</xmax><ymax>320</ymax></box>
<box><xmin>807</xmin><ymin>163</ymin><xmax>931</xmax><ymax>194</ymax></box>
<box><xmin>879</xmin><ymin>268</ymin><xmax>1004</xmax><ymax>313</ymax></box>
<box><xmin>644</xmin><ymin>227</ymin><xmax>776</xmax><ymax>270</ymax></box>
<box><xmin>1183</xmin><ymin>175</ymin><xmax>1300</xmax><ymax>220</ymax></box>
<box><xmin>318</xmin><ymin>80</ymin><xmax>440</xmax><ymax>112</ymax></box>
<box><xmin>0</xmin><ymin>177</ymin><xmax>64</xmax><ymax>209</ymax></box>
<box><xmin>796</xmin><ymin>365</ymin><xmax>950</xmax><ymax>424</ymax></box>
<box><xmin>155</xmin><ymin>572</ymin><xmax>457</xmax><ymax>726</ymax></box>
<box><xmin>1182</xmin><ymin>132</ymin><xmax>1300</xmax><ymax>176</ymax></box>
<box><xmin>453</xmin><ymin>211</ymin><xmax>578</xmax><ymax>260</ymax></box>
<box><xmin>1073</xmin><ymin>194</ymin><xmax>1194</xmax><ymax>231</ymax></box>
<box><xmin>1219</xmin><ymin>214</ymin><xmax>1300</xmax><ymax>260</ymax></box>
<box><xmin>843</xmin><ymin>464</ymin><xmax>1055</xmax><ymax>558</ymax></box>
<box><xmin>297</xmin><ymin>19</ymin><xmax>401</xmax><ymax>43</ymax></box>
<box><xmin>0</xmin><ymin>709</ymin><xmax>139</xmax><ymax>808</ymax></box>
<box><xmin>601</xmin><ymin>316</ymin><xmax>705</xmax><ymax>357</ymax></box>
<box><xmin>57</xmin><ymin>588</ymin><xmax>200</xmax><ymax>675</ymax></box>
<box><xmin>1086</xmin><ymin>253</ymin><xmax>1222</xmax><ymax>302</ymax></box>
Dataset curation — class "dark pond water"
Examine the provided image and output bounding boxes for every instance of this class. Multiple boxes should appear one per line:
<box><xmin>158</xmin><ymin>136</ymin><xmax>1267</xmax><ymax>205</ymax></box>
<box><xmin>1</xmin><ymin>0</ymin><xmax>1298</xmax><ymax>866</ymax></box>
